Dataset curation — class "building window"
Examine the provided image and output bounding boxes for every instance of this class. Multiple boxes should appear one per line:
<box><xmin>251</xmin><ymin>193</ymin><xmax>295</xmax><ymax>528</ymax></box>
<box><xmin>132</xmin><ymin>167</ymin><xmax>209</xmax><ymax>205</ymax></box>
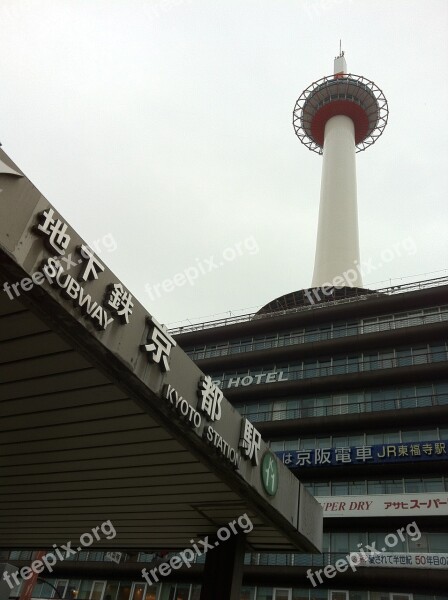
<box><xmin>232</xmin><ymin>386</ymin><xmax>447</xmax><ymax>423</ymax></box>
<box><xmin>240</xmin><ymin>587</ymin><xmax>256</xmax><ymax>600</ymax></box>
<box><xmin>181</xmin><ymin>306</ymin><xmax>448</xmax><ymax>359</ymax></box>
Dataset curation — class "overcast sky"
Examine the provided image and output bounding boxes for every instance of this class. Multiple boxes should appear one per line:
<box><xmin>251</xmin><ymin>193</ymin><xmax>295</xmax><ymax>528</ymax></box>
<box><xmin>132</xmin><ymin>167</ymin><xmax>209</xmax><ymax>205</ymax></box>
<box><xmin>2</xmin><ymin>0</ymin><xmax>447</xmax><ymax>327</ymax></box>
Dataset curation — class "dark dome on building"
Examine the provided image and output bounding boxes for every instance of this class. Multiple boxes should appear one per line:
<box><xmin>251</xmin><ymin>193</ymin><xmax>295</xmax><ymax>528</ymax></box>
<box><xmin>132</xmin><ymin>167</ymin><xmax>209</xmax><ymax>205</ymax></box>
<box><xmin>256</xmin><ymin>286</ymin><xmax>378</xmax><ymax>315</ymax></box>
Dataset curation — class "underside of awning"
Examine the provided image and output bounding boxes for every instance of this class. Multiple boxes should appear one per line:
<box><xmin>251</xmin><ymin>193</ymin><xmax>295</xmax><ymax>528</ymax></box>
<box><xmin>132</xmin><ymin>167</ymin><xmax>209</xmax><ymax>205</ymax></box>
<box><xmin>0</xmin><ymin>147</ymin><xmax>322</xmax><ymax>554</ymax></box>
<box><xmin>0</xmin><ymin>288</ymin><xmax>302</xmax><ymax>551</ymax></box>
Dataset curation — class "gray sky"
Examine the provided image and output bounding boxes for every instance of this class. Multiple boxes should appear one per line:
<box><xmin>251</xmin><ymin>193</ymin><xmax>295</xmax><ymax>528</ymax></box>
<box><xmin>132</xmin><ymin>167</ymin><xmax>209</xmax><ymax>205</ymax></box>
<box><xmin>2</xmin><ymin>0</ymin><xmax>447</xmax><ymax>327</ymax></box>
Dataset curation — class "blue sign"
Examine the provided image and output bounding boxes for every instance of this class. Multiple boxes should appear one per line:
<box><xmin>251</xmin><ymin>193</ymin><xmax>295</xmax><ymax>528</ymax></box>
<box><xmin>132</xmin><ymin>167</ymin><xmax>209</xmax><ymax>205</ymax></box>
<box><xmin>276</xmin><ymin>439</ymin><xmax>448</xmax><ymax>469</ymax></box>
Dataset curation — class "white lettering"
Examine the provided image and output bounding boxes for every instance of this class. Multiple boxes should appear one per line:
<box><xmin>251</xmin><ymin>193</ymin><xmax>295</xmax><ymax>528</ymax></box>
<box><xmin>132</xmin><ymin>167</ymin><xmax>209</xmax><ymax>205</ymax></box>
<box><xmin>227</xmin><ymin>377</ymin><xmax>240</xmax><ymax>388</ymax></box>
<box><xmin>162</xmin><ymin>385</ymin><xmax>202</xmax><ymax>429</ymax></box>
<box><xmin>78</xmin><ymin>287</ymin><xmax>94</xmax><ymax>314</ymax></box>
<box><xmin>225</xmin><ymin>370</ymin><xmax>289</xmax><ymax>388</ymax></box>
<box><xmin>193</xmin><ymin>411</ymin><xmax>202</xmax><ymax>428</ymax></box>
<box><xmin>42</xmin><ymin>260</ymin><xmax>114</xmax><ymax>332</ymax></box>
<box><xmin>43</xmin><ymin>257</ymin><xmax>59</xmax><ymax>282</ymax></box>
<box><xmin>102</xmin><ymin>314</ymin><xmax>114</xmax><ymax>330</ymax></box>
<box><xmin>206</xmin><ymin>425</ymin><xmax>214</xmax><ymax>443</ymax></box>
<box><xmin>63</xmin><ymin>277</ymin><xmax>80</xmax><ymax>300</ymax></box>
<box><xmin>90</xmin><ymin>304</ymin><xmax>104</xmax><ymax>328</ymax></box>
<box><xmin>203</xmin><ymin>425</ymin><xmax>241</xmax><ymax>469</ymax></box>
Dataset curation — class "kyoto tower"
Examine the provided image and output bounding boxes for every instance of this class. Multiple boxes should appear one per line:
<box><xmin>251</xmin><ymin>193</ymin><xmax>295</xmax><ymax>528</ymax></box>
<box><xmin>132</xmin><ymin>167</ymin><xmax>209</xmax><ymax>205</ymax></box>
<box><xmin>293</xmin><ymin>50</ymin><xmax>388</xmax><ymax>288</ymax></box>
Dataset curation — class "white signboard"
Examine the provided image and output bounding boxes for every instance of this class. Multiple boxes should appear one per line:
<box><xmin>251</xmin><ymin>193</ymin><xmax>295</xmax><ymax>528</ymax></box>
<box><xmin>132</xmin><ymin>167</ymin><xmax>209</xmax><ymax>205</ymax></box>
<box><xmin>360</xmin><ymin>552</ymin><xmax>448</xmax><ymax>569</ymax></box>
<box><xmin>318</xmin><ymin>493</ymin><xmax>448</xmax><ymax>517</ymax></box>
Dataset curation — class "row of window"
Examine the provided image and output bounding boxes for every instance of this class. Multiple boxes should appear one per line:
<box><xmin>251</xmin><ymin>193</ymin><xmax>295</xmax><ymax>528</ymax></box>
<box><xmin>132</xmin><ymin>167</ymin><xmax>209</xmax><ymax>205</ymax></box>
<box><xmin>234</xmin><ymin>382</ymin><xmax>448</xmax><ymax>422</ymax></box>
<box><xmin>19</xmin><ymin>579</ymin><xmax>199</xmax><ymax>600</ymax></box>
<box><xmin>210</xmin><ymin>343</ymin><xmax>448</xmax><ymax>386</ymax></box>
<box><xmin>241</xmin><ymin>591</ymin><xmax>448</xmax><ymax>600</ymax></box>
<box><xmin>247</xmin><ymin>531</ymin><xmax>448</xmax><ymax>561</ymax></box>
<box><xmin>17</xmin><ymin>579</ymin><xmax>448</xmax><ymax>600</ymax></box>
<box><xmin>3</xmin><ymin>550</ymin><xmax>130</xmax><ymax>564</ymax></box>
<box><xmin>303</xmin><ymin>476</ymin><xmax>448</xmax><ymax>496</ymax></box>
<box><xmin>24</xmin><ymin>580</ymin><xmax>116</xmax><ymax>600</ymax></box>
<box><xmin>26</xmin><ymin>528</ymin><xmax>444</xmax><ymax>575</ymax></box>
<box><xmin>267</xmin><ymin>427</ymin><xmax>448</xmax><ymax>451</ymax></box>
<box><xmin>183</xmin><ymin>306</ymin><xmax>448</xmax><ymax>360</ymax></box>
<box><xmin>240</xmin><ymin>591</ymin><xmax>448</xmax><ymax>600</ymax></box>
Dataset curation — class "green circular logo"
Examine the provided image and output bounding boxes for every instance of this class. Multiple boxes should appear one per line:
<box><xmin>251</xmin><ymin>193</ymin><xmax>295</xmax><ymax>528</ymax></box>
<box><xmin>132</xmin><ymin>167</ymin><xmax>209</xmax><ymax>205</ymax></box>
<box><xmin>261</xmin><ymin>451</ymin><xmax>279</xmax><ymax>496</ymax></box>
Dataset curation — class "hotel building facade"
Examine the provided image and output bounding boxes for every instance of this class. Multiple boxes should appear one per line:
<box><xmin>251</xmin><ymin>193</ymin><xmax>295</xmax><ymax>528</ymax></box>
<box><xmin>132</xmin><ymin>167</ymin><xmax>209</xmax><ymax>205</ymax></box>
<box><xmin>3</xmin><ymin>276</ymin><xmax>447</xmax><ymax>600</ymax></box>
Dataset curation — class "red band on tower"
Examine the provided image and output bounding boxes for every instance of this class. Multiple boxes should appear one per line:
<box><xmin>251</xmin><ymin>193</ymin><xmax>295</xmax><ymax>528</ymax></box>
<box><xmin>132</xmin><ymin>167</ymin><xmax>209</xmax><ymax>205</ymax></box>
<box><xmin>310</xmin><ymin>100</ymin><xmax>370</xmax><ymax>147</ymax></box>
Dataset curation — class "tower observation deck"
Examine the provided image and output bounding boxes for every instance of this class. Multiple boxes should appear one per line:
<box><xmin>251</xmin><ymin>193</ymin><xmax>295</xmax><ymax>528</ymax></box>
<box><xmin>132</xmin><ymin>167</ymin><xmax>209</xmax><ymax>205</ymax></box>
<box><xmin>293</xmin><ymin>53</ymin><xmax>388</xmax><ymax>288</ymax></box>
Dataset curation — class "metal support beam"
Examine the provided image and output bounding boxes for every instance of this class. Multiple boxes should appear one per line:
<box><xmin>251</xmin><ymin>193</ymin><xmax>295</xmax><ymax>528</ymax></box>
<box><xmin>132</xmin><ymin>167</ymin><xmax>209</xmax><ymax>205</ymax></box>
<box><xmin>199</xmin><ymin>533</ymin><xmax>246</xmax><ymax>600</ymax></box>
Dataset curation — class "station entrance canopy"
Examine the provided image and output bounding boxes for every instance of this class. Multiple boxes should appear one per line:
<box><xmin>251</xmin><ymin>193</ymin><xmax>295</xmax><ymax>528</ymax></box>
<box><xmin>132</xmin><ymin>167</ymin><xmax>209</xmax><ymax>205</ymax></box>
<box><xmin>0</xmin><ymin>149</ymin><xmax>322</xmax><ymax>553</ymax></box>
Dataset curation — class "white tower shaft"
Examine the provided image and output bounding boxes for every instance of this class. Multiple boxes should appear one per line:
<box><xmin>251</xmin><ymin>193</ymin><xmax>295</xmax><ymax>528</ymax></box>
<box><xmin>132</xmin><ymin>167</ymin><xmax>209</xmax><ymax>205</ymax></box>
<box><xmin>311</xmin><ymin>114</ymin><xmax>362</xmax><ymax>288</ymax></box>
